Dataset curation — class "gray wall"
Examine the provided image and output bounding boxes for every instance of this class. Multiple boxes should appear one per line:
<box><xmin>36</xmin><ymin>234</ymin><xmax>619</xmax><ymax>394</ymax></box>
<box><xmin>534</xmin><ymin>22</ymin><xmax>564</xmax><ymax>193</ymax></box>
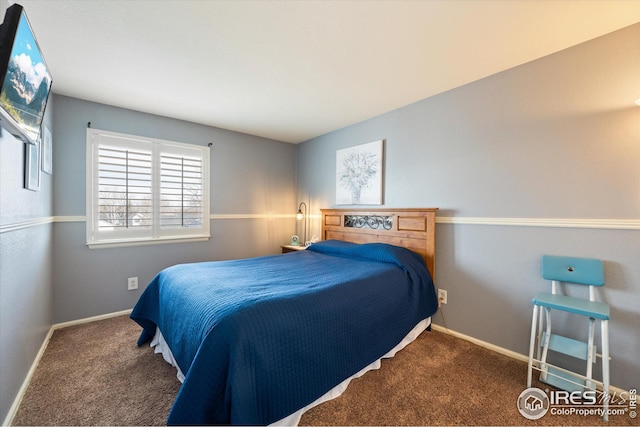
<box><xmin>0</xmin><ymin>100</ymin><xmax>54</xmax><ymax>420</ymax></box>
<box><xmin>297</xmin><ymin>23</ymin><xmax>639</xmax><ymax>391</ymax></box>
<box><xmin>52</xmin><ymin>96</ymin><xmax>298</xmax><ymax>323</ymax></box>
<box><xmin>1</xmin><ymin>93</ymin><xmax>296</xmax><ymax>422</ymax></box>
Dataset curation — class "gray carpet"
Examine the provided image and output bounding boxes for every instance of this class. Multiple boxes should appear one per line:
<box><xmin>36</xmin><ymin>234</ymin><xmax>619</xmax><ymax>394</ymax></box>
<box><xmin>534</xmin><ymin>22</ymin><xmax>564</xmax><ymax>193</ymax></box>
<box><xmin>11</xmin><ymin>315</ymin><xmax>635</xmax><ymax>426</ymax></box>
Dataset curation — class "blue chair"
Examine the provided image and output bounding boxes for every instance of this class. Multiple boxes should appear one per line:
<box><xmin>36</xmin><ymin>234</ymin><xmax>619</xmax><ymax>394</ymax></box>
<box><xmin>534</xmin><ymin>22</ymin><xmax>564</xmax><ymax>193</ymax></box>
<box><xmin>527</xmin><ymin>255</ymin><xmax>610</xmax><ymax>421</ymax></box>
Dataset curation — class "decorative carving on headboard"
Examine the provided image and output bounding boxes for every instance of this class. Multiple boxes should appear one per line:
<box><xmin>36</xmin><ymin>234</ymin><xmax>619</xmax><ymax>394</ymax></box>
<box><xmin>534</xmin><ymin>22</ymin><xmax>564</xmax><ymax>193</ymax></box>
<box><xmin>344</xmin><ymin>214</ymin><xmax>393</xmax><ymax>230</ymax></box>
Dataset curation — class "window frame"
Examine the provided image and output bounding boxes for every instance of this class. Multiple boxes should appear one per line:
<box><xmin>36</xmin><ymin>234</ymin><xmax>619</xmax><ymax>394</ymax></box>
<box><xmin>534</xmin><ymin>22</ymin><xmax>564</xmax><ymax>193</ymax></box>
<box><xmin>86</xmin><ymin>128</ymin><xmax>210</xmax><ymax>249</ymax></box>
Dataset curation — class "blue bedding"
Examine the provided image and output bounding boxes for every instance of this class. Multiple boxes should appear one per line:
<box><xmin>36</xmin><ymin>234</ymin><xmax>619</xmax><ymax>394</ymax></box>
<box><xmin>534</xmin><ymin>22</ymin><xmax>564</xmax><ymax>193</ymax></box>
<box><xmin>130</xmin><ymin>240</ymin><xmax>438</xmax><ymax>425</ymax></box>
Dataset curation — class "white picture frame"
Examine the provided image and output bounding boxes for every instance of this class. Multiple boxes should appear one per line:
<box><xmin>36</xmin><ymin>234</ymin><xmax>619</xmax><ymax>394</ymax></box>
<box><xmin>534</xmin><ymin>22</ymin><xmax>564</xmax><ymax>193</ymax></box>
<box><xmin>336</xmin><ymin>139</ymin><xmax>384</xmax><ymax>205</ymax></box>
<box><xmin>25</xmin><ymin>139</ymin><xmax>40</xmax><ymax>191</ymax></box>
<box><xmin>41</xmin><ymin>125</ymin><xmax>52</xmax><ymax>174</ymax></box>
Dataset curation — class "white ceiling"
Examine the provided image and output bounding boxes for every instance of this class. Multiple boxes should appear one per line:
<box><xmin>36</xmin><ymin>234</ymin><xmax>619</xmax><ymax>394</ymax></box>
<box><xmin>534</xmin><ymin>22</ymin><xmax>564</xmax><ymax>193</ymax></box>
<box><xmin>16</xmin><ymin>0</ymin><xmax>640</xmax><ymax>143</ymax></box>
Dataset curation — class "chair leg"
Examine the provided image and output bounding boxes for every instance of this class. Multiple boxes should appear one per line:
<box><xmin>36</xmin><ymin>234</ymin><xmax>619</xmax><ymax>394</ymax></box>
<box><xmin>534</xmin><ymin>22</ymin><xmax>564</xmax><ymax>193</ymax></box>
<box><xmin>601</xmin><ymin>320</ymin><xmax>610</xmax><ymax>422</ymax></box>
<box><xmin>527</xmin><ymin>305</ymin><xmax>539</xmax><ymax>388</ymax></box>
<box><xmin>586</xmin><ymin>317</ymin><xmax>595</xmax><ymax>390</ymax></box>
<box><xmin>536</xmin><ymin>306</ymin><xmax>544</xmax><ymax>361</ymax></box>
<box><xmin>539</xmin><ymin>308</ymin><xmax>552</xmax><ymax>382</ymax></box>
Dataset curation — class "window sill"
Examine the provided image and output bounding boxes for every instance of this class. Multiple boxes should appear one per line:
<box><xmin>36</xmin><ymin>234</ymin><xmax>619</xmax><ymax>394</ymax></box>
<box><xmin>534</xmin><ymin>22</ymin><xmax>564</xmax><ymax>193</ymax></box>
<box><xmin>87</xmin><ymin>235</ymin><xmax>210</xmax><ymax>249</ymax></box>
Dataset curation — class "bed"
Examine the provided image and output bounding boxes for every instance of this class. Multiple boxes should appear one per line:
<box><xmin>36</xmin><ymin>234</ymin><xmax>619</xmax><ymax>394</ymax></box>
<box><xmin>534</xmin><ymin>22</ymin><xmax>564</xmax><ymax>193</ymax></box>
<box><xmin>130</xmin><ymin>208</ymin><xmax>438</xmax><ymax>425</ymax></box>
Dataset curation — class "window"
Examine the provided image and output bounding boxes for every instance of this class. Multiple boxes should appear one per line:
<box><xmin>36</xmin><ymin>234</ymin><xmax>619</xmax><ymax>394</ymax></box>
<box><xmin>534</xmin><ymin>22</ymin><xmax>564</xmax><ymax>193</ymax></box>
<box><xmin>86</xmin><ymin>128</ymin><xmax>210</xmax><ymax>248</ymax></box>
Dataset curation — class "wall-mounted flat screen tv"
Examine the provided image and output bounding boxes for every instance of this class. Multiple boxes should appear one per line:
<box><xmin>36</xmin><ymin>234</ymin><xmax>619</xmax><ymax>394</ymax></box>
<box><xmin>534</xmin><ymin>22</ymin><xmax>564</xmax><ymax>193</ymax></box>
<box><xmin>0</xmin><ymin>3</ymin><xmax>52</xmax><ymax>145</ymax></box>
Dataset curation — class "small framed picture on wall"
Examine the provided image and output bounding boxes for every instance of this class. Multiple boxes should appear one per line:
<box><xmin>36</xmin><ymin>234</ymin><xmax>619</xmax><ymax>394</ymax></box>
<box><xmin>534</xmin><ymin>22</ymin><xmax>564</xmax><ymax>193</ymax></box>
<box><xmin>41</xmin><ymin>125</ymin><xmax>52</xmax><ymax>174</ymax></box>
<box><xmin>24</xmin><ymin>139</ymin><xmax>40</xmax><ymax>191</ymax></box>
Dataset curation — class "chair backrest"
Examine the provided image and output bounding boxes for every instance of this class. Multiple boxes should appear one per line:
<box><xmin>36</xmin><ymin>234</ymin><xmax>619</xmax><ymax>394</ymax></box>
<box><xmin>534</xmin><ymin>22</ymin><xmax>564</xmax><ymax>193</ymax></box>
<box><xmin>541</xmin><ymin>255</ymin><xmax>604</xmax><ymax>301</ymax></box>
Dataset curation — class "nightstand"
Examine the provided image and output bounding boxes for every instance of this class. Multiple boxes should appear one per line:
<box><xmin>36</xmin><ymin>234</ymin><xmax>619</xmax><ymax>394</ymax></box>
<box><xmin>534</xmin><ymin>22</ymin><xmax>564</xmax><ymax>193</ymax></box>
<box><xmin>281</xmin><ymin>245</ymin><xmax>307</xmax><ymax>254</ymax></box>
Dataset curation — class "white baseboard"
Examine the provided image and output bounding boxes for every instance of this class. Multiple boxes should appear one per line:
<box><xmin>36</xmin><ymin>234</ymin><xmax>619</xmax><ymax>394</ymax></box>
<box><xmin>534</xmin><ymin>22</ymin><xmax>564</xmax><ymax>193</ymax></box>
<box><xmin>431</xmin><ymin>324</ymin><xmax>530</xmax><ymax>362</ymax></box>
<box><xmin>430</xmin><ymin>324</ymin><xmax>627</xmax><ymax>396</ymax></box>
<box><xmin>51</xmin><ymin>309</ymin><xmax>133</xmax><ymax>331</ymax></box>
<box><xmin>2</xmin><ymin>327</ymin><xmax>55</xmax><ymax>427</ymax></box>
<box><xmin>2</xmin><ymin>309</ymin><xmax>133</xmax><ymax>427</ymax></box>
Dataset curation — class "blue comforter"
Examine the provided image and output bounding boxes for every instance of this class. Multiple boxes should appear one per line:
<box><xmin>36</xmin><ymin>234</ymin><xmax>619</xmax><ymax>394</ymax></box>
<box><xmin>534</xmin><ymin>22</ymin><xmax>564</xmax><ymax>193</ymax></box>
<box><xmin>130</xmin><ymin>240</ymin><xmax>438</xmax><ymax>425</ymax></box>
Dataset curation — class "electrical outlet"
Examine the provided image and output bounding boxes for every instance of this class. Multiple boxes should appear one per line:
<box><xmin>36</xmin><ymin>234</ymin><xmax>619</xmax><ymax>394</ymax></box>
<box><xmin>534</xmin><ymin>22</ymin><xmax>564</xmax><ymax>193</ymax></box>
<box><xmin>127</xmin><ymin>277</ymin><xmax>138</xmax><ymax>291</ymax></box>
<box><xmin>438</xmin><ymin>289</ymin><xmax>447</xmax><ymax>305</ymax></box>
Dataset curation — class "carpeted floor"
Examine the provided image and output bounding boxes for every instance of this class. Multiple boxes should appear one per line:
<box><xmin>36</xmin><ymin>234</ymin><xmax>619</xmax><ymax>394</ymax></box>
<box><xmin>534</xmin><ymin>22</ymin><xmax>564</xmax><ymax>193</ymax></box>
<box><xmin>11</xmin><ymin>315</ymin><xmax>636</xmax><ymax>426</ymax></box>
<box><xmin>11</xmin><ymin>315</ymin><xmax>179</xmax><ymax>426</ymax></box>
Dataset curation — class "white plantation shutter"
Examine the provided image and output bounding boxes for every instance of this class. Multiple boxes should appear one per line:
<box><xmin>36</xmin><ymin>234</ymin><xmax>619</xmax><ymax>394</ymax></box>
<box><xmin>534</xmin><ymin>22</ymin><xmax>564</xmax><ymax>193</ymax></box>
<box><xmin>159</xmin><ymin>144</ymin><xmax>205</xmax><ymax>235</ymax></box>
<box><xmin>87</xmin><ymin>129</ymin><xmax>210</xmax><ymax>248</ymax></box>
<box><xmin>98</xmin><ymin>145</ymin><xmax>152</xmax><ymax>231</ymax></box>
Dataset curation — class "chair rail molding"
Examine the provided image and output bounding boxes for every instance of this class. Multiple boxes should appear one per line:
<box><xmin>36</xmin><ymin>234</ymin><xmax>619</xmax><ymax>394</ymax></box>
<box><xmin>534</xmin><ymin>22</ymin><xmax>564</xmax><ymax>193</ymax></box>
<box><xmin>436</xmin><ymin>216</ymin><xmax>640</xmax><ymax>230</ymax></box>
<box><xmin>1</xmin><ymin>215</ymin><xmax>639</xmax><ymax>234</ymax></box>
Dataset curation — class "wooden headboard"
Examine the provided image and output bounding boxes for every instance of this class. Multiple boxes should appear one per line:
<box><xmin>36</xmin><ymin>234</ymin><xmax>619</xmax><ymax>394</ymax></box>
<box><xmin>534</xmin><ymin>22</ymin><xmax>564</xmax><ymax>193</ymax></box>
<box><xmin>320</xmin><ymin>208</ymin><xmax>438</xmax><ymax>278</ymax></box>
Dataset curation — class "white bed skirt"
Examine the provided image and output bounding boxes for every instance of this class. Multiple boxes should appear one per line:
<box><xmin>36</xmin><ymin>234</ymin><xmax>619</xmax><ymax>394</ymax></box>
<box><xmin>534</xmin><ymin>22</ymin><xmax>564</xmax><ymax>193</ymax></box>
<box><xmin>150</xmin><ymin>316</ymin><xmax>431</xmax><ymax>426</ymax></box>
